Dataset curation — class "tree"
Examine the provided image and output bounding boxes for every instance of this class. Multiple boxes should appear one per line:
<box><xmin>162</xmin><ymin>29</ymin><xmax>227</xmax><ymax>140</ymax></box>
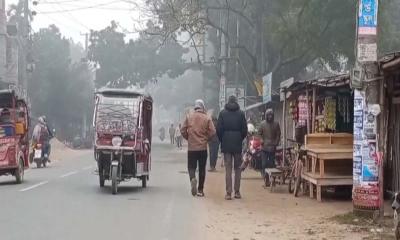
<box><xmin>88</xmin><ymin>21</ymin><xmax>188</xmax><ymax>88</ymax></box>
<box><xmin>144</xmin><ymin>0</ymin><xmax>359</xmax><ymax>92</ymax></box>
<box><xmin>30</xmin><ymin>25</ymin><xmax>94</xmax><ymax>140</ymax></box>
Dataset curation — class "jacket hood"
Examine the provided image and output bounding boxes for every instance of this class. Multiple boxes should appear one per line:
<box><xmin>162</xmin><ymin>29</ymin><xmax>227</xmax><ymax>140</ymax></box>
<box><xmin>225</xmin><ymin>102</ymin><xmax>240</xmax><ymax>112</ymax></box>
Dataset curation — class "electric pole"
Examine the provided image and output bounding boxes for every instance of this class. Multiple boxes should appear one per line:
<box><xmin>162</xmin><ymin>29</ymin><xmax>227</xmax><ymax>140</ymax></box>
<box><xmin>18</xmin><ymin>0</ymin><xmax>30</xmax><ymax>90</ymax></box>
<box><xmin>219</xmin><ymin>8</ymin><xmax>228</xmax><ymax>111</ymax></box>
<box><xmin>353</xmin><ymin>0</ymin><xmax>382</xmax><ymax>220</ymax></box>
<box><xmin>0</xmin><ymin>0</ymin><xmax>6</xmax><ymax>84</ymax></box>
<box><xmin>235</xmin><ymin>16</ymin><xmax>240</xmax><ymax>100</ymax></box>
<box><xmin>80</xmin><ymin>32</ymin><xmax>90</xmax><ymax>140</ymax></box>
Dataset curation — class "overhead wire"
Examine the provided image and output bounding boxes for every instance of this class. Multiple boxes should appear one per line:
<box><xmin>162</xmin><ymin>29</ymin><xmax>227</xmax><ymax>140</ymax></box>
<box><xmin>43</xmin><ymin>1</ymin><xmax>92</xmax><ymax>30</ymax></box>
<box><xmin>37</xmin><ymin>0</ymin><xmax>131</xmax><ymax>14</ymax></box>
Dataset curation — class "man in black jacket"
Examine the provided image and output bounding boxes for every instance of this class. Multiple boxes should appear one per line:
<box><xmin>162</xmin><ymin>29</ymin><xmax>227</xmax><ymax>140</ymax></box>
<box><xmin>217</xmin><ymin>96</ymin><xmax>248</xmax><ymax>200</ymax></box>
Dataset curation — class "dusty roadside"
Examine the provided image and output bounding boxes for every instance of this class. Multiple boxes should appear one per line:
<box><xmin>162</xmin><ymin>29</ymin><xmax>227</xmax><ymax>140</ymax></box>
<box><xmin>48</xmin><ymin>138</ymin><xmax>85</xmax><ymax>162</ymax></box>
<box><xmin>199</xmin><ymin>167</ymin><xmax>368</xmax><ymax>240</ymax></box>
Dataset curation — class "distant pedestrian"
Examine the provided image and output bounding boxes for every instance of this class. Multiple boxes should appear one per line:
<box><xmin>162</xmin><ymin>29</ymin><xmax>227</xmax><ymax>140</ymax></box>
<box><xmin>217</xmin><ymin>96</ymin><xmax>248</xmax><ymax>200</ymax></box>
<box><xmin>181</xmin><ymin>99</ymin><xmax>216</xmax><ymax>197</ymax></box>
<box><xmin>258</xmin><ymin>109</ymin><xmax>281</xmax><ymax>186</ymax></box>
<box><xmin>169</xmin><ymin>124</ymin><xmax>175</xmax><ymax>145</ymax></box>
<box><xmin>208</xmin><ymin>115</ymin><xmax>220</xmax><ymax>172</ymax></box>
<box><xmin>175</xmin><ymin>123</ymin><xmax>183</xmax><ymax>149</ymax></box>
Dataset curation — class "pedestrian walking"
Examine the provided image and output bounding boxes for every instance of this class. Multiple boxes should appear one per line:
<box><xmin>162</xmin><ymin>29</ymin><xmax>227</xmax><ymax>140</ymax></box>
<box><xmin>258</xmin><ymin>109</ymin><xmax>281</xmax><ymax>186</ymax></box>
<box><xmin>208</xmin><ymin>115</ymin><xmax>220</xmax><ymax>172</ymax></box>
<box><xmin>181</xmin><ymin>99</ymin><xmax>216</xmax><ymax>197</ymax></box>
<box><xmin>175</xmin><ymin>123</ymin><xmax>183</xmax><ymax>149</ymax></box>
<box><xmin>217</xmin><ymin>96</ymin><xmax>248</xmax><ymax>200</ymax></box>
<box><xmin>169</xmin><ymin>124</ymin><xmax>175</xmax><ymax>145</ymax></box>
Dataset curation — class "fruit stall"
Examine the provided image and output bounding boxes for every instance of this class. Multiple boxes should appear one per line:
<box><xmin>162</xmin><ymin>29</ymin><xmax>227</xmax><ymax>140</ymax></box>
<box><xmin>280</xmin><ymin>74</ymin><xmax>354</xmax><ymax>201</ymax></box>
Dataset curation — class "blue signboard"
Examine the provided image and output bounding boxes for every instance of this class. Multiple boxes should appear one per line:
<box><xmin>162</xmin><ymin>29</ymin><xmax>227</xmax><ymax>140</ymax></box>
<box><xmin>358</xmin><ymin>0</ymin><xmax>378</xmax><ymax>28</ymax></box>
<box><xmin>262</xmin><ymin>73</ymin><xmax>272</xmax><ymax>103</ymax></box>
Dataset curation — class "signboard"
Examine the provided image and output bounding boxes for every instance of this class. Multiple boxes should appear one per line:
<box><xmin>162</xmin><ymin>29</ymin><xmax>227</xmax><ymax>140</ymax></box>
<box><xmin>262</xmin><ymin>73</ymin><xmax>272</xmax><ymax>103</ymax></box>
<box><xmin>357</xmin><ymin>42</ymin><xmax>377</xmax><ymax>63</ymax></box>
<box><xmin>226</xmin><ymin>86</ymin><xmax>245</xmax><ymax>110</ymax></box>
<box><xmin>358</xmin><ymin>0</ymin><xmax>378</xmax><ymax>35</ymax></box>
<box><xmin>280</xmin><ymin>77</ymin><xmax>294</xmax><ymax>101</ymax></box>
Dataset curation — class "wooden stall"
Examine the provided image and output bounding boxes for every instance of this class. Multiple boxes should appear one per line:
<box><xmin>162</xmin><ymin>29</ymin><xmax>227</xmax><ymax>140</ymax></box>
<box><xmin>303</xmin><ymin>133</ymin><xmax>353</xmax><ymax>202</ymax></box>
<box><xmin>281</xmin><ymin>74</ymin><xmax>354</xmax><ymax>201</ymax></box>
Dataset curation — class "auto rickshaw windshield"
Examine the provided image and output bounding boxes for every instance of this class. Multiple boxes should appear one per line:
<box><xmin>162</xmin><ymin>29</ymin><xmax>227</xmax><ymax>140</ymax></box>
<box><xmin>95</xmin><ymin>95</ymin><xmax>140</xmax><ymax>134</ymax></box>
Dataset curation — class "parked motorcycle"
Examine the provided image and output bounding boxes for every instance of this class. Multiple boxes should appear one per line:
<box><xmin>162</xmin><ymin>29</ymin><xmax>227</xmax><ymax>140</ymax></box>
<box><xmin>241</xmin><ymin>130</ymin><xmax>263</xmax><ymax>171</ymax></box>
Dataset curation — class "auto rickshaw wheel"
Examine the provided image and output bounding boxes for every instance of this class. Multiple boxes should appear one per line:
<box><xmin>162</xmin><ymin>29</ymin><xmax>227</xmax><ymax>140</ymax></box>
<box><xmin>141</xmin><ymin>176</ymin><xmax>147</xmax><ymax>188</ymax></box>
<box><xmin>15</xmin><ymin>158</ymin><xmax>24</xmax><ymax>184</ymax></box>
<box><xmin>111</xmin><ymin>166</ymin><xmax>118</xmax><ymax>195</ymax></box>
<box><xmin>98</xmin><ymin>163</ymin><xmax>105</xmax><ymax>187</ymax></box>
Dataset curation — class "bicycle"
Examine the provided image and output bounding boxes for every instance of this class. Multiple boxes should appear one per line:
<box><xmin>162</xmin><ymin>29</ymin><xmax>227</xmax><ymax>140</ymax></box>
<box><xmin>287</xmin><ymin>139</ymin><xmax>306</xmax><ymax>197</ymax></box>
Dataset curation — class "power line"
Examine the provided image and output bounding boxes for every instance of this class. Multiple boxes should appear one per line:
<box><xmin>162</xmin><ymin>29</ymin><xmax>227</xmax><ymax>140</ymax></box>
<box><xmin>44</xmin><ymin>1</ymin><xmax>92</xmax><ymax>30</ymax></box>
<box><xmin>37</xmin><ymin>12</ymin><xmax>83</xmax><ymax>33</ymax></box>
<box><xmin>37</xmin><ymin>0</ymin><xmax>127</xmax><ymax>14</ymax></box>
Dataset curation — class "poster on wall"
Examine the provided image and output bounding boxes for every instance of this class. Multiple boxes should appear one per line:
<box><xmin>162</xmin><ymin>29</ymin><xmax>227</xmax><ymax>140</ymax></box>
<box><xmin>362</xmin><ymin>141</ymin><xmax>378</xmax><ymax>183</ymax></box>
<box><xmin>352</xmin><ymin>90</ymin><xmax>380</xmax><ymax>209</ymax></box>
<box><xmin>358</xmin><ymin>0</ymin><xmax>378</xmax><ymax>35</ymax></box>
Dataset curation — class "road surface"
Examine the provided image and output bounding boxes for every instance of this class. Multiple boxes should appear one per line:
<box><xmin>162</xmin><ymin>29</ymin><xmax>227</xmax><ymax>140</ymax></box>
<box><xmin>0</xmin><ymin>143</ymin><xmax>203</xmax><ymax>240</ymax></box>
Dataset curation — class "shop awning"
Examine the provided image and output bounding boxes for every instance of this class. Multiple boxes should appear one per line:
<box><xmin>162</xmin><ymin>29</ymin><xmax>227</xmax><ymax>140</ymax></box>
<box><xmin>380</xmin><ymin>52</ymin><xmax>400</xmax><ymax>72</ymax></box>
<box><xmin>282</xmin><ymin>74</ymin><xmax>350</xmax><ymax>92</ymax></box>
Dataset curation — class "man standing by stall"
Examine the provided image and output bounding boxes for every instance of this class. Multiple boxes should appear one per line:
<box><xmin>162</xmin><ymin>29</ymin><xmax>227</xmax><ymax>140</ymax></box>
<box><xmin>259</xmin><ymin>109</ymin><xmax>281</xmax><ymax>186</ymax></box>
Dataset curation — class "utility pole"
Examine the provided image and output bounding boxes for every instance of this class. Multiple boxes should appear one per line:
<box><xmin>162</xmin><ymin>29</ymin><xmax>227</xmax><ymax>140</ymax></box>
<box><xmin>235</xmin><ymin>16</ymin><xmax>240</xmax><ymax>97</ymax></box>
<box><xmin>0</xmin><ymin>0</ymin><xmax>6</xmax><ymax>84</ymax></box>
<box><xmin>353</xmin><ymin>0</ymin><xmax>382</xmax><ymax>219</ymax></box>
<box><xmin>80</xmin><ymin>32</ymin><xmax>89</xmax><ymax>140</ymax></box>
<box><xmin>219</xmin><ymin>9</ymin><xmax>228</xmax><ymax>111</ymax></box>
<box><xmin>18</xmin><ymin>0</ymin><xmax>30</xmax><ymax>90</ymax></box>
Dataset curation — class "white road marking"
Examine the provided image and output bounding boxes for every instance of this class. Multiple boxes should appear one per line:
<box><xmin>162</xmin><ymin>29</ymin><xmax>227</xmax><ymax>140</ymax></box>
<box><xmin>60</xmin><ymin>171</ymin><xmax>79</xmax><ymax>178</ymax></box>
<box><xmin>20</xmin><ymin>181</ymin><xmax>49</xmax><ymax>192</ymax></box>
<box><xmin>82</xmin><ymin>166</ymin><xmax>93</xmax><ymax>170</ymax></box>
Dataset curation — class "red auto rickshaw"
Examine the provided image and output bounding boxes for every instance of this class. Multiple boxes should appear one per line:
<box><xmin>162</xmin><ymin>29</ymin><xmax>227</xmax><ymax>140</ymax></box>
<box><xmin>0</xmin><ymin>89</ymin><xmax>30</xmax><ymax>183</ymax></box>
<box><xmin>93</xmin><ymin>88</ymin><xmax>153</xmax><ymax>194</ymax></box>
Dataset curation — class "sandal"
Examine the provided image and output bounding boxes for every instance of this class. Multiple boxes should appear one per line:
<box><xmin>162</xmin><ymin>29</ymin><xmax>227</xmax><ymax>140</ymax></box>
<box><xmin>197</xmin><ymin>191</ymin><xmax>205</xmax><ymax>197</ymax></box>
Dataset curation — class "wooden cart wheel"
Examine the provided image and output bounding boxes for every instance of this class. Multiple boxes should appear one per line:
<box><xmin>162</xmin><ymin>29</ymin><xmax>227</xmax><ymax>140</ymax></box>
<box><xmin>111</xmin><ymin>166</ymin><xmax>118</xmax><ymax>195</ymax></box>
<box><xmin>294</xmin><ymin>164</ymin><xmax>303</xmax><ymax>197</ymax></box>
<box><xmin>15</xmin><ymin>158</ymin><xmax>24</xmax><ymax>184</ymax></box>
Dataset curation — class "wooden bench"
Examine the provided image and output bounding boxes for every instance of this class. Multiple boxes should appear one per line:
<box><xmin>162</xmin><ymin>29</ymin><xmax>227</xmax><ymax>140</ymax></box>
<box><xmin>302</xmin><ymin>172</ymin><xmax>352</xmax><ymax>202</ymax></box>
<box><xmin>265</xmin><ymin>168</ymin><xmax>283</xmax><ymax>193</ymax></box>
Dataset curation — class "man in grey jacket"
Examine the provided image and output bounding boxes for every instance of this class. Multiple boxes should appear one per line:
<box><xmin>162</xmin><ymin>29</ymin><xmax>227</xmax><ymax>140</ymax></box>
<box><xmin>258</xmin><ymin>109</ymin><xmax>281</xmax><ymax>185</ymax></box>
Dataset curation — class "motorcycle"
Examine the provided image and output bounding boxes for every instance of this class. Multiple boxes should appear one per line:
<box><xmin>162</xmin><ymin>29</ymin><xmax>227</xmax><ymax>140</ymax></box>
<box><xmin>32</xmin><ymin>143</ymin><xmax>50</xmax><ymax>168</ymax></box>
<box><xmin>241</xmin><ymin>135</ymin><xmax>263</xmax><ymax>171</ymax></box>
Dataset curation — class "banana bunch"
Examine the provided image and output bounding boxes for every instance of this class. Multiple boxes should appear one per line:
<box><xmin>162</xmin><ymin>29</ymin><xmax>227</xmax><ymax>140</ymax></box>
<box><xmin>324</xmin><ymin>97</ymin><xmax>336</xmax><ymax>130</ymax></box>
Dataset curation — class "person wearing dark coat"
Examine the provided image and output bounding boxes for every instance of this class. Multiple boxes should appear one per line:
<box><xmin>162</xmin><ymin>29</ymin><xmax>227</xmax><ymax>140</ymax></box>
<box><xmin>217</xmin><ymin>96</ymin><xmax>248</xmax><ymax>200</ymax></box>
<box><xmin>258</xmin><ymin>109</ymin><xmax>281</xmax><ymax>185</ymax></box>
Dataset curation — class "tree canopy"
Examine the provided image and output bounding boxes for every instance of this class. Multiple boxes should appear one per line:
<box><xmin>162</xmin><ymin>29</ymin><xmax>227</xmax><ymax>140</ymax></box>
<box><xmin>29</xmin><ymin>25</ymin><xmax>94</xmax><ymax>140</ymax></box>
<box><xmin>145</xmin><ymin>0</ymin><xmax>400</xmax><ymax>93</ymax></box>
<box><xmin>88</xmin><ymin>21</ymin><xmax>188</xmax><ymax>88</ymax></box>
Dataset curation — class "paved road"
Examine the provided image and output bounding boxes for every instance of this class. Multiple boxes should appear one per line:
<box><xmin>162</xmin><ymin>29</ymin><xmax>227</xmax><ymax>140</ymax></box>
<box><xmin>0</xmin><ymin>143</ymin><xmax>202</xmax><ymax>240</ymax></box>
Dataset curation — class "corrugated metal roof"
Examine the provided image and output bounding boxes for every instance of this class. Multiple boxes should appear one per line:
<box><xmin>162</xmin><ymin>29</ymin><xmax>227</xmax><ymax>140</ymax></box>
<box><xmin>284</xmin><ymin>73</ymin><xmax>350</xmax><ymax>92</ymax></box>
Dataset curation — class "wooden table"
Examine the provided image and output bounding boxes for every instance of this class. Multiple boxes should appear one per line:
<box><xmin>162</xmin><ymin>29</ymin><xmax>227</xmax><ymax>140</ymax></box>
<box><xmin>306</xmin><ymin>148</ymin><xmax>353</xmax><ymax>177</ymax></box>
